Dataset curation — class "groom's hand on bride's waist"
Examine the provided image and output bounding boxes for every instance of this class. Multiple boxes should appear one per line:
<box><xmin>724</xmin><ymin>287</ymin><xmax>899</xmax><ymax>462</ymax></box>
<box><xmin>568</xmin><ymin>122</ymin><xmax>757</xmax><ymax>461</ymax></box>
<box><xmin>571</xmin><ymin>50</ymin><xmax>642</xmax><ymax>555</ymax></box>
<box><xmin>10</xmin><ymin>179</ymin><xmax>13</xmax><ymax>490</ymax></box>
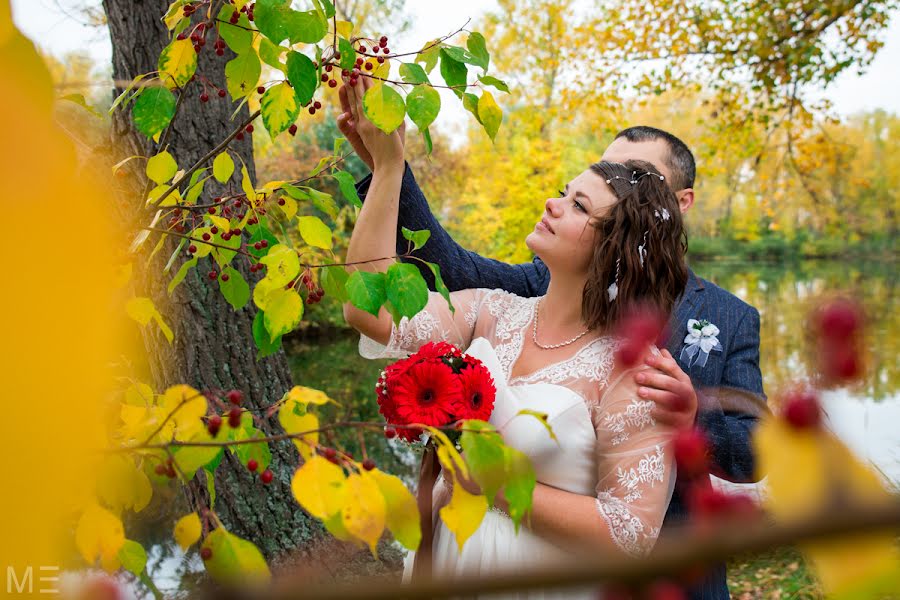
<box><xmin>635</xmin><ymin>349</ymin><xmax>698</xmax><ymax>430</ymax></box>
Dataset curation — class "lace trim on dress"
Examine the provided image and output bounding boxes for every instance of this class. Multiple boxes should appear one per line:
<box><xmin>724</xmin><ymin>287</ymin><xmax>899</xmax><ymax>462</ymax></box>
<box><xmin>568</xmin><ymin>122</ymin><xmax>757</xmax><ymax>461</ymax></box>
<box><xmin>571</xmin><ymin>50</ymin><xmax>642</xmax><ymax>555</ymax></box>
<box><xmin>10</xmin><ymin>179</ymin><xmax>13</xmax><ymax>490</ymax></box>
<box><xmin>594</xmin><ymin>491</ymin><xmax>648</xmax><ymax>557</ymax></box>
<box><xmin>616</xmin><ymin>445</ymin><xmax>666</xmax><ymax>503</ymax></box>
<box><xmin>509</xmin><ymin>336</ymin><xmax>619</xmax><ymax>387</ymax></box>
<box><xmin>485</xmin><ymin>292</ymin><xmax>538</xmax><ymax>378</ymax></box>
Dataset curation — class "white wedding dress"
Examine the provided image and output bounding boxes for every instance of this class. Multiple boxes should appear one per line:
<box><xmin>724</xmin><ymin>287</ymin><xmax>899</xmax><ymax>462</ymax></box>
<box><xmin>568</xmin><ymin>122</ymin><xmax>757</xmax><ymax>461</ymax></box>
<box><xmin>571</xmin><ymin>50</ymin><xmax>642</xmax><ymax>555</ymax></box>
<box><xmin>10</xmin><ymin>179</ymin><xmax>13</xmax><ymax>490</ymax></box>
<box><xmin>360</xmin><ymin>289</ymin><xmax>676</xmax><ymax>598</ymax></box>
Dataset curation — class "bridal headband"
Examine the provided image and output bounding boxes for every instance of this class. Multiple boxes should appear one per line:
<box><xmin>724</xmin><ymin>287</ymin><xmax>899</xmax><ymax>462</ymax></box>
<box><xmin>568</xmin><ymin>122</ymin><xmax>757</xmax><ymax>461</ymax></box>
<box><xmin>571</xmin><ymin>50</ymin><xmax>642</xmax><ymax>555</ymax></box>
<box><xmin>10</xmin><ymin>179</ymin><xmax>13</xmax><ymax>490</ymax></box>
<box><xmin>605</xmin><ymin>170</ymin><xmax>666</xmax><ymax>185</ymax></box>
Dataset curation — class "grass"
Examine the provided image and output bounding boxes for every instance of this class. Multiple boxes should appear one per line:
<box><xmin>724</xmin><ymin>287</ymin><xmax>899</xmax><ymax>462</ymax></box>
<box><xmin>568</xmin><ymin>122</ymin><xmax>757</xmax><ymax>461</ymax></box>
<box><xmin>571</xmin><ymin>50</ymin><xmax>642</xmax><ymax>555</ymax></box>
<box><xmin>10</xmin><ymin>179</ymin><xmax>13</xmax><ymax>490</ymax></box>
<box><xmin>728</xmin><ymin>547</ymin><xmax>822</xmax><ymax>599</ymax></box>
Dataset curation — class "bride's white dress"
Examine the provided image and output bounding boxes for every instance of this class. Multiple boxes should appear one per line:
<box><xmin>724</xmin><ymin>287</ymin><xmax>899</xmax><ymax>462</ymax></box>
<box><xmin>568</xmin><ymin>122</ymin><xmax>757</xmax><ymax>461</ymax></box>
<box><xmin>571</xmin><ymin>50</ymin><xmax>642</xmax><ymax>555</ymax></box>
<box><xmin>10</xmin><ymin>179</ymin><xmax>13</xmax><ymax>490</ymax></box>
<box><xmin>360</xmin><ymin>288</ymin><xmax>676</xmax><ymax>598</ymax></box>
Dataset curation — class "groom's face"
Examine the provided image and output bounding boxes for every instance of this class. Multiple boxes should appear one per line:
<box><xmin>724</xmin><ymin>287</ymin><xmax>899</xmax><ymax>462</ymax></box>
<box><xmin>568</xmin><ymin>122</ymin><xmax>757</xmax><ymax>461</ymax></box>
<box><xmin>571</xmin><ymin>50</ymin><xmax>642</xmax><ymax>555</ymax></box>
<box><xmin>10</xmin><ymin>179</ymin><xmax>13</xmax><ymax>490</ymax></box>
<box><xmin>601</xmin><ymin>138</ymin><xmax>695</xmax><ymax>213</ymax></box>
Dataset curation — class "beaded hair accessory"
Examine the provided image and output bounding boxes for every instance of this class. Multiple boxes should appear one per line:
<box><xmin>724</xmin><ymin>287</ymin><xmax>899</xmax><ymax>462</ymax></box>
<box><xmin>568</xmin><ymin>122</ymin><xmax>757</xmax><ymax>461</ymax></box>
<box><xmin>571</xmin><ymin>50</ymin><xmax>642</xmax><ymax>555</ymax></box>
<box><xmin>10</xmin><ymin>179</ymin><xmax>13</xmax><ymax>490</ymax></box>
<box><xmin>605</xmin><ymin>170</ymin><xmax>666</xmax><ymax>185</ymax></box>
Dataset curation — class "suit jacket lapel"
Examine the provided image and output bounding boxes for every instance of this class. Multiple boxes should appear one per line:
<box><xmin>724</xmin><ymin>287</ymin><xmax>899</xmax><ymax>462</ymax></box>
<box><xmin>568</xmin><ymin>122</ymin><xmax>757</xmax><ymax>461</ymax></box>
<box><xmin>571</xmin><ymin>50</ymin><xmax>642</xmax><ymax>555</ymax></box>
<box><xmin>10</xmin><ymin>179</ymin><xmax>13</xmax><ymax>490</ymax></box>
<box><xmin>667</xmin><ymin>270</ymin><xmax>706</xmax><ymax>357</ymax></box>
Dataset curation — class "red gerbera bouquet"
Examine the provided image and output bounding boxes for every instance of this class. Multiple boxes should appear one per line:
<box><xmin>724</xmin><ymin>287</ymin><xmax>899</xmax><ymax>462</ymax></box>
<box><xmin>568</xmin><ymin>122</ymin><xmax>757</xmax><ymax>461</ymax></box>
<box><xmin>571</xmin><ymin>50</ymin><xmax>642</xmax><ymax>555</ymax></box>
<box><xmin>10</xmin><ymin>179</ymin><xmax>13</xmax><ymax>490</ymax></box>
<box><xmin>376</xmin><ymin>341</ymin><xmax>496</xmax><ymax>442</ymax></box>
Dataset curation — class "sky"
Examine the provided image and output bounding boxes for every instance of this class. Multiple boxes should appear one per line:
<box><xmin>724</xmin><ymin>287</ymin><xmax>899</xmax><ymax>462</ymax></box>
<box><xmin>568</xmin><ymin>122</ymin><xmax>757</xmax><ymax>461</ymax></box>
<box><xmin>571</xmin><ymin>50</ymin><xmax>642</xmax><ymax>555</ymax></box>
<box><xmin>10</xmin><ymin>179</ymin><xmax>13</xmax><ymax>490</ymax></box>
<box><xmin>10</xmin><ymin>0</ymin><xmax>900</xmax><ymax>131</ymax></box>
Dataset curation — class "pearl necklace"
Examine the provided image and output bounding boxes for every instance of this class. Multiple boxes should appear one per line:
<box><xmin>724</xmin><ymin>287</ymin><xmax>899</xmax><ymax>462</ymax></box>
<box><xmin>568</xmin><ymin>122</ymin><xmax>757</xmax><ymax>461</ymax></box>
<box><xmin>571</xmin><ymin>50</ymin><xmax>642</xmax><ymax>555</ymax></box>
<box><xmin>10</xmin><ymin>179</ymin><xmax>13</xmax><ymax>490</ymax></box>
<box><xmin>531</xmin><ymin>298</ymin><xmax>591</xmax><ymax>350</ymax></box>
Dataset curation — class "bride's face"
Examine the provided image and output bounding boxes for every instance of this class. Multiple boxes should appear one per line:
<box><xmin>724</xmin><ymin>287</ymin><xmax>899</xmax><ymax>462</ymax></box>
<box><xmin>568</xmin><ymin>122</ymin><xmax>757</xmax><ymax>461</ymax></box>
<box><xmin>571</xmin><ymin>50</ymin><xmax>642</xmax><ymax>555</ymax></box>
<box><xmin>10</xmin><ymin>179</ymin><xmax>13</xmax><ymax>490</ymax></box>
<box><xmin>525</xmin><ymin>169</ymin><xmax>618</xmax><ymax>274</ymax></box>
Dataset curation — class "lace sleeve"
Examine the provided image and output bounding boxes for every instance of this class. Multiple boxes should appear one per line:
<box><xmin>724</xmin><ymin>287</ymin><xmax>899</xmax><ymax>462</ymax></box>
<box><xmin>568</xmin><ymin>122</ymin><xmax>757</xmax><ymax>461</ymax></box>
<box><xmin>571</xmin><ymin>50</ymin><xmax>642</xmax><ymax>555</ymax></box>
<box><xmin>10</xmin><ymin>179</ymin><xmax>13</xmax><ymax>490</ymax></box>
<box><xmin>593</xmin><ymin>364</ymin><xmax>676</xmax><ymax>557</ymax></box>
<box><xmin>359</xmin><ymin>288</ymin><xmax>487</xmax><ymax>359</ymax></box>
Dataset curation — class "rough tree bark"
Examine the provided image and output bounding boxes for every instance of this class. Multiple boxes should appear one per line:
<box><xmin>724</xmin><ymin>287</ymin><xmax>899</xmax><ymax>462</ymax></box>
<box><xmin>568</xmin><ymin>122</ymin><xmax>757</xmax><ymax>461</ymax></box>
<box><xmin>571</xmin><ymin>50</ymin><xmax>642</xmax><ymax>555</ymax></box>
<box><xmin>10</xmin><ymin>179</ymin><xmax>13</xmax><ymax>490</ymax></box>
<box><xmin>101</xmin><ymin>0</ymin><xmax>324</xmax><ymax>562</ymax></box>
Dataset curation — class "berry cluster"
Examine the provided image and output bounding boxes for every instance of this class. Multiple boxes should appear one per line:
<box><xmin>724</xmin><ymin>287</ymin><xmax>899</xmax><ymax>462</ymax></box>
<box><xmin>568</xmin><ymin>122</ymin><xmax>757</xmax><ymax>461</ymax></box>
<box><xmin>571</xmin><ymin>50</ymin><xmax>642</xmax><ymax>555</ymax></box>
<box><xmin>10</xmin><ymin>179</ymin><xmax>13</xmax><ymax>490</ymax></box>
<box><xmin>297</xmin><ymin>271</ymin><xmax>325</xmax><ymax>305</ymax></box>
<box><xmin>317</xmin><ymin>445</ymin><xmax>376</xmax><ymax>471</ymax></box>
<box><xmin>154</xmin><ymin>457</ymin><xmax>178</xmax><ymax>479</ymax></box>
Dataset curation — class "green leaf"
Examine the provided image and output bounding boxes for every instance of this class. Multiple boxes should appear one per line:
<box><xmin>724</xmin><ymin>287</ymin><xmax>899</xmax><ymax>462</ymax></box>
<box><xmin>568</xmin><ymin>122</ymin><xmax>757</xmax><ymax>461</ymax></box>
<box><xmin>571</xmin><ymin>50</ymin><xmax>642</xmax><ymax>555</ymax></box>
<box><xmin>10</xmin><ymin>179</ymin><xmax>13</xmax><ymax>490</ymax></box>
<box><xmin>478</xmin><ymin>91</ymin><xmax>502</xmax><ymax>141</ymax></box>
<box><xmin>285</xmin><ymin>51</ymin><xmax>317</xmax><ymax>106</ymax></box>
<box><xmin>439</xmin><ymin>49</ymin><xmax>468</xmax><ymax>98</ymax></box>
<box><xmin>406</xmin><ymin>84</ymin><xmax>440</xmax><ymax>131</ymax></box>
<box><xmin>218</xmin><ymin>5</ymin><xmax>253</xmax><ymax>54</ymax></box>
<box><xmin>287</xmin><ymin>10</ymin><xmax>328</xmax><ymax>44</ymax></box>
<box><xmin>460</xmin><ymin>421</ymin><xmax>506</xmax><ymax>505</ymax></box>
<box><xmin>168</xmin><ymin>256</ymin><xmax>198</xmax><ymax>295</ymax></box>
<box><xmin>422</xmin><ymin>127</ymin><xmax>433</xmax><ymax>155</ymax></box>
<box><xmin>146</xmin><ymin>151</ymin><xmax>177</xmax><ymax>184</ymax></box>
<box><xmin>259</xmin><ymin>37</ymin><xmax>286</xmax><ymax>70</ymax></box>
<box><xmin>254</xmin><ymin>0</ymin><xmax>293</xmax><ymax>45</ymax></box>
<box><xmin>401</xmin><ymin>227</ymin><xmax>431</xmax><ymax>251</ymax></box>
<box><xmin>332</xmin><ymin>171</ymin><xmax>362</xmax><ymax>208</ymax></box>
<box><xmin>158</xmin><ymin>37</ymin><xmax>198</xmax><ymax>89</ymax></box>
<box><xmin>234</xmin><ymin>432</ymin><xmax>273</xmax><ymax>472</ymax></box>
<box><xmin>259</xmin><ymin>244</ymin><xmax>300</xmax><ymax>287</ymax></box>
<box><xmin>317</xmin><ymin>0</ymin><xmax>336</xmax><ymax>18</ymax></box>
<box><xmin>478</xmin><ymin>74</ymin><xmax>509</xmax><ymax>93</ymax></box>
<box><xmin>362</xmin><ymin>83</ymin><xmax>406</xmax><ymax>134</ymax></box>
<box><xmin>263</xmin><ymin>288</ymin><xmax>304</xmax><ymax>341</ymax></box>
<box><xmin>261</xmin><ymin>82</ymin><xmax>300</xmax><ymax>137</ymax></box>
<box><xmin>213</xmin><ymin>152</ymin><xmax>235</xmax><ymax>184</ymax></box>
<box><xmin>466</xmin><ymin>32</ymin><xmax>490</xmax><ymax>71</ymax></box>
<box><xmin>346</xmin><ymin>271</ymin><xmax>386</xmax><ymax>317</ymax></box>
<box><xmin>338</xmin><ymin>37</ymin><xmax>356</xmax><ymax>71</ymax></box>
<box><xmin>501</xmin><ymin>446</ymin><xmax>536</xmax><ymax>532</ymax></box>
<box><xmin>246</xmin><ymin>222</ymin><xmax>279</xmax><ymax>259</ymax></box>
<box><xmin>219</xmin><ymin>266</ymin><xmax>250</xmax><ymax>311</ymax></box>
<box><xmin>204</xmin><ymin>468</ymin><xmax>217</xmax><ymax>508</ymax></box>
<box><xmin>252</xmin><ymin>309</ymin><xmax>283</xmax><ymax>359</ymax></box>
<box><xmin>297</xmin><ymin>215</ymin><xmax>333</xmax><ymax>250</ymax></box>
<box><xmin>427</xmin><ymin>262</ymin><xmax>453</xmax><ymax>312</ymax></box>
<box><xmin>117</xmin><ymin>539</ymin><xmax>147</xmax><ymax>576</ymax></box>
<box><xmin>416</xmin><ymin>40</ymin><xmax>442</xmax><ymax>73</ymax></box>
<box><xmin>462</xmin><ymin>92</ymin><xmax>481</xmax><ymax>123</ymax></box>
<box><xmin>225</xmin><ymin>50</ymin><xmax>262</xmax><ymax>100</ymax></box>
<box><xmin>132</xmin><ymin>86</ymin><xmax>176</xmax><ymax>138</ymax></box>
<box><xmin>443</xmin><ymin>45</ymin><xmax>486</xmax><ymax>71</ymax></box>
<box><xmin>174</xmin><ymin>444</ymin><xmax>223</xmax><ymax>480</ymax></box>
<box><xmin>385</xmin><ymin>263</ymin><xmax>429</xmax><ymax>324</ymax></box>
<box><xmin>201</xmin><ymin>528</ymin><xmax>270</xmax><ymax>586</ymax></box>
<box><xmin>184</xmin><ymin>172</ymin><xmax>209</xmax><ymax>205</ymax></box>
<box><xmin>212</xmin><ymin>229</ymin><xmax>242</xmax><ymax>268</ymax></box>
<box><xmin>320</xmin><ymin>265</ymin><xmax>349</xmax><ymax>303</ymax></box>
<box><xmin>399</xmin><ymin>63</ymin><xmax>430</xmax><ymax>85</ymax></box>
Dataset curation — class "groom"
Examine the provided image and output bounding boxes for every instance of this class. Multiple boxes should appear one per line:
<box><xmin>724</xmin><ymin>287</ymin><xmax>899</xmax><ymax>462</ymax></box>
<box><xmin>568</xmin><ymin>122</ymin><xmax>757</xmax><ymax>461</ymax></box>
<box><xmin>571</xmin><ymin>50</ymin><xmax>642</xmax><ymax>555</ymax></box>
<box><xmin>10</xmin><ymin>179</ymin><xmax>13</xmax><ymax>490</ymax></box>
<box><xmin>338</xmin><ymin>98</ymin><xmax>765</xmax><ymax>599</ymax></box>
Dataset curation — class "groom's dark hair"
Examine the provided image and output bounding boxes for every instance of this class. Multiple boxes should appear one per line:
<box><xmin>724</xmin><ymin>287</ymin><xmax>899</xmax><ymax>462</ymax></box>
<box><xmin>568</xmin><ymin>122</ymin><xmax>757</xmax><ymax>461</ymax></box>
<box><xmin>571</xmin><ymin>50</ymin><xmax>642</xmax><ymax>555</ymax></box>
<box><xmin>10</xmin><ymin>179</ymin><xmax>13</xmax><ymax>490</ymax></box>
<box><xmin>615</xmin><ymin>126</ymin><xmax>696</xmax><ymax>191</ymax></box>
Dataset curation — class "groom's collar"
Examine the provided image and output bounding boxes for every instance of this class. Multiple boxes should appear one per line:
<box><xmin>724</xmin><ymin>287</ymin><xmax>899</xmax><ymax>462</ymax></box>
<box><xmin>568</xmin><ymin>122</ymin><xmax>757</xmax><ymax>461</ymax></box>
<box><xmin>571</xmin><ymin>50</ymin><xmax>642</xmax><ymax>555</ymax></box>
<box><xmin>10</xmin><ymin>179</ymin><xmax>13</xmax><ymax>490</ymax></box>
<box><xmin>686</xmin><ymin>268</ymin><xmax>705</xmax><ymax>294</ymax></box>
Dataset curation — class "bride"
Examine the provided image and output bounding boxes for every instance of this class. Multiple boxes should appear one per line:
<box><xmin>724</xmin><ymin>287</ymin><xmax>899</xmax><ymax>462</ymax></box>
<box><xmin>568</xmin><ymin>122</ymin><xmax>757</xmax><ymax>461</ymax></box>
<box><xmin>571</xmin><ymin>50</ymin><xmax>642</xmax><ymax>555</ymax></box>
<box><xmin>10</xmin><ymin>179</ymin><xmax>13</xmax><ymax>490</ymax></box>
<box><xmin>341</xmin><ymin>77</ymin><xmax>688</xmax><ymax>595</ymax></box>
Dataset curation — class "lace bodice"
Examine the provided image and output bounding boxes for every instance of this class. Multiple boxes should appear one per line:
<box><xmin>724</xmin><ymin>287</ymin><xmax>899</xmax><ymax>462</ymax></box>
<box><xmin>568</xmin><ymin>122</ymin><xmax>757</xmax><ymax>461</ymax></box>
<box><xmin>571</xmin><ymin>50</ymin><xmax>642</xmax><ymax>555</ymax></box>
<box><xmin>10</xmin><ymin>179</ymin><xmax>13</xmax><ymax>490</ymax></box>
<box><xmin>359</xmin><ymin>288</ymin><xmax>675</xmax><ymax>557</ymax></box>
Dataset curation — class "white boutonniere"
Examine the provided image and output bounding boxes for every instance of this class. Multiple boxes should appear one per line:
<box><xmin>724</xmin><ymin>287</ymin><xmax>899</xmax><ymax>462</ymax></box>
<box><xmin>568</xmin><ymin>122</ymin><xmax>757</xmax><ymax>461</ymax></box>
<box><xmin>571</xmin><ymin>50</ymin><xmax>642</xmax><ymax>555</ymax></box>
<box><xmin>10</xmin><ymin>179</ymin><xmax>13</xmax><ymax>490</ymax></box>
<box><xmin>680</xmin><ymin>319</ymin><xmax>722</xmax><ymax>368</ymax></box>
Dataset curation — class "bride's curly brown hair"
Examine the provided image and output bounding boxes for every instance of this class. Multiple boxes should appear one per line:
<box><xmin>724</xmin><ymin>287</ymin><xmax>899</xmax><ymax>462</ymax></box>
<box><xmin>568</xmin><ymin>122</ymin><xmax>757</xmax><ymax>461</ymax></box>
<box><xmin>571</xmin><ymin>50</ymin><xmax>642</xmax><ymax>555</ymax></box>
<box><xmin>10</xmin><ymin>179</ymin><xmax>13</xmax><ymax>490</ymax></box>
<box><xmin>582</xmin><ymin>160</ymin><xmax>689</xmax><ymax>332</ymax></box>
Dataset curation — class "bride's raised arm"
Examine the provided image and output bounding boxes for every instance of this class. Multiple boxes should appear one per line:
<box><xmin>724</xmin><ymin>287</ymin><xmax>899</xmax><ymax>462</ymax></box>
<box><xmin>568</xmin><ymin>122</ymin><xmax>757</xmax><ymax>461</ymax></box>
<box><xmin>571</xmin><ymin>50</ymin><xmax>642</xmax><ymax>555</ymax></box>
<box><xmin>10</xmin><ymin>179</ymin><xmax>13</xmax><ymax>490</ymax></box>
<box><xmin>340</xmin><ymin>77</ymin><xmax>486</xmax><ymax>356</ymax></box>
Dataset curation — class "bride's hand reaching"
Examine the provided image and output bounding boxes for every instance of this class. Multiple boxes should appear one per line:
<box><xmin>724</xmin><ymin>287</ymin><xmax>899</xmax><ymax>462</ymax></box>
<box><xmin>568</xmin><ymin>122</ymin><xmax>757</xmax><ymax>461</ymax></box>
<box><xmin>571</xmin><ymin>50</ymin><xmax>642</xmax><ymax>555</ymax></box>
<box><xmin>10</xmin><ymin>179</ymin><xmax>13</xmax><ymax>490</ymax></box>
<box><xmin>342</xmin><ymin>75</ymin><xmax>404</xmax><ymax>172</ymax></box>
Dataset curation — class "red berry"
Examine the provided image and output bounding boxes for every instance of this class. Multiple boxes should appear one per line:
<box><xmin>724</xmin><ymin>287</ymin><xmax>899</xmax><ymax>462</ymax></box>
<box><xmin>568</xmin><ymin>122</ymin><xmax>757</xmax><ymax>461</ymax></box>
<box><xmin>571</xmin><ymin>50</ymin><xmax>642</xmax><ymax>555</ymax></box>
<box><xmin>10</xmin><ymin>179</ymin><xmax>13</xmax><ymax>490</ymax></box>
<box><xmin>384</xmin><ymin>427</ymin><xmax>397</xmax><ymax>439</ymax></box>
<box><xmin>289</xmin><ymin>124</ymin><xmax>298</xmax><ymax>136</ymax></box>
<box><xmin>328</xmin><ymin>79</ymin><xmax>337</xmax><ymax>88</ymax></box>
<box><xmin>362</xmin><ymin>459</ymin><xmax>376</xmax><ymax>471</ymax></box>
<box><xmin>221</xmin><ymin>273</ymin><xmax>230</xmax><ymax>282</ymax></box>
<box><xmin>202</xmin><ymin>232</ymin><xmax>211</xmax><ymax>241</ymax></box>
<box><xmin>227</xmin><ymin>389</ymin><xmax>244</xmax><ymax>405</ymax></box>
<box><xmin>278</xmin><ymin>198</ymin><xmax>286</xmax><ymax>206</ymax></box>
<box><xmin>216</xmin><ymin>48</ymin><xmax>224</xmax><ymax>56</ymax></box>
<box><xmin>208</xmin><ymin>270</ymin><xmax>217</xmax><ymax>280</ymax></box>
<box><xmin>358</xmin><ymin>45</ymin><xmax>366</xmax><ymax>53</ymax></box>
<box><xmin>154</xmin><ymin>464</ymin><xmax>167</xmax><ymax>475</ymax></box>
<box><xmin>177</xmin><ymin>32</ymin><xmax>187</xmax><ymax>41</ymax></box>
<box><xmin>321</xmin><ymin>73</ymin><xmax>329</xmax><ymax>82</ymax></box>
<box><xmin>379</xmin><ymin>36</ymin><xmax>388</xmax><ymax>46</ymax></box>
<box><xmin>228</xmin><ymin>407</ymin><xmax>242</xmax><ymax>428</ymax></box>
<box><xmin>372</xmin><ymin>45</ymin><xmax>380</xmax><ymax>54</ymax></box>
<box><xmin>325</xmin><ymin>64</ymin><xmax>333</xmax><ymax>72</ymax></box>
<box><xmin>200</xmin><ymin>92</ymin><xmax>209</xmax><ymax>103</ymax></box>
<box><xmin>207</xmin><ymin>414</ymin><xmax>222</xmax><ymax>436</ymax></box>
<box><xmin>210</xmin><ymin>226</ymin><xmax>219</xmax><ymax>234</ymax></box>
<box><xmin>672</xmin><ymin>428</ymin><xmax>709</xmax><ymax>478</ymax></box>
<box><xmin>383</xmin><ymin>48</ymin><xmax>389</xmax><ymax>54</ymax></box>
<box><xmin>200</xmin><ymin>547</ymin><xmax>213</xmax><ymax>561</ymax></box>
<box><xmin>377</xmin><ymin>56</ymin><xmax>385</xmax><ymax>64</ymax></box>
<box><xmin>323</xmin><ymin>447</ymin><xmax>337</xmax><ymax>459</ymax></box>
<box><xmin>254</xmin><ymin>241</ymin><xmax>262</xmax><ymax>250</ymax></box>
<box><xmin>364</xmin><ymin>62</ymin><xmax>373</xmax><ymax>71</ymax></box>
<box><xmin>334</xmin><ymin>51</ymin><xmax>341</xmax><ymax>59</ymax></box>
<box><xmin>218</xmin><ymin>89</ymin><xmax>227</xmax><ymax>98</ymax></box>
<box><xmin>222</xmin><ymin>232</ymin><xmax>231</xmax><ymax>241</ymax></box>
<box><xmin>235</xmin><ymin>132</ymin><xmax>244</xmax><ymax>141</ymax></box>
<box><xmin>260</xmin><ymin>239</ymin><xmax>268</xmax><ymax>248</ymax></box>
<box><xmin>313</xmin><ymin>101</ymin><xmax>322</xmax><ymax>109</ymax></box>
<box><xmin>166</xmin><ymin>465</ymin><xmax>177</xmax><ymax>478</ymax></box>
<box><xmin>188</xmin><ymin>244</ymin><xmax>197</xmax><ymax>253</ymax></box>
<box><xmin>247</xmin><ymin>459</ymin><xmax>258</xmax><ymax>472</ymax></box>
<box><xmin>246</xmin><ymin>124</ymin><xmax>254</xmax><ymax>133</ymax></box>
<box><xmin>308</xmin><ymin>106</ymin><xmax>316</xmax><ymax>115</ymax></box>
<box><xmin>257</xmin><ymin>86</ymin><xmax>266</xmax><ymax>94</ymax></box>
<box><xmin>261</xmin><ymin>469</ymin><xmax>274</xmax><ymax>484</ymax></box>
<box><xmin>782</xmin><ymin>390</ymin><xmax>821</xmax><ymax>429</ymax></box>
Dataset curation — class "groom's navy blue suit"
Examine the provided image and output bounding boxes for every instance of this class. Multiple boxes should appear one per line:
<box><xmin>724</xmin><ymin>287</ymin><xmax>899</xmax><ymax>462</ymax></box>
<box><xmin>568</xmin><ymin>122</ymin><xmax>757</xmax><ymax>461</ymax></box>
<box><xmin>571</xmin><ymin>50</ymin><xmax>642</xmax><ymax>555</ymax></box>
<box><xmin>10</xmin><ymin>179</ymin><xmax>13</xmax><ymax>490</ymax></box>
<box><xmin>357</xmin><ymin>165</ymin><xmax>766</xmax><ymax>600</ymax></box>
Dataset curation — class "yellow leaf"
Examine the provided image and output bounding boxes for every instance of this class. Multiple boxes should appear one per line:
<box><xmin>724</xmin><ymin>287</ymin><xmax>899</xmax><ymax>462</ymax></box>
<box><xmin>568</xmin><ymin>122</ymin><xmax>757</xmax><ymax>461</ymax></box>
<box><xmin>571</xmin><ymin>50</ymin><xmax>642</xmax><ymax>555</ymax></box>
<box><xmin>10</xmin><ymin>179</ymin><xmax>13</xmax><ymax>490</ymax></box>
<box><xmin>369</xmin><ymin>469</ymin><xmax>421</xmax><ymax>551</ymax></box>
<box><xmin>278</xmin><ymin>404</ymin><xmax>318</xmax><ymax>460</ymax></box>
<box><xmin>284</xmin><ymin>385</ymin><xmax>335</xmax><ymax>407</ymax></box>
<box><xmin>341</xmin><ymin>472</ymin><xmax>386</xmax><ymax>557</ymax></box>
<box><xmin>240</xmin><ymin>163</ymin><xmax>256</xmax><ymax>200</ymax></box>
<box><xmin>174</xmin><ymin>512</ymin><xmax>202</xmax><ymax>551</ymax></box>
<box><xmin>291</xmin><ymin>456</ymin><xmax>346</xmax><ymax>519</ymax></box>
<box><xmin>373</xmin><ymin>59</ymin><xmax>391</xmax><ymax>80</ymax></box>
<box><xmin>209</xmin><ymin>215</ymin><xmax>231</xmax><ymax>233</ymax></box>
<box><xmin>146</xmin><ymin>151</ymin><xmax>177</xmax><ymax>184</ymax></box>
<box><xmin>124</xmin><ymin>382</ymin><xmax>154</xmax><ymax>406</ymax></box>
<box><xmin>212</xmin><ymin>152</ymin><xmax>235</xmax><ymax>184</ymax></box>
<box><xmin>252</xmin><ymin>275</ymin><xmax>280</xmax><ymax>310</ymax></box>
<box><xmin>297</xmin><ymin>215</ymin><xmax>333</xmax><ymax>250</ymax></box>
<box><xmin>333</xmin><ymin>20</ymin><xmax>353</xmax><ymax>39</ymax></box>
<box><xmin>75</xmin><ymin>504</ymin><xmax>126</xmax><ymax>571</ymax></box>
<box><xmin>158</xmin><ymin>37</ymin><xmax>198</xmax><ymax>89</ymax></box>
<box><xmin>438</xmin><ymin>480</ymin><xmax>487</xmax><ymax>552</ymax></box>
<box><xmin>96</xmin><ymin>454</ymin><xmax>153</xmax><ymax>514</ymax></box>
<box><xmin>160</xmin><ymin>384</ymin><xmax>207</xmax><ymax>440</ymax></box>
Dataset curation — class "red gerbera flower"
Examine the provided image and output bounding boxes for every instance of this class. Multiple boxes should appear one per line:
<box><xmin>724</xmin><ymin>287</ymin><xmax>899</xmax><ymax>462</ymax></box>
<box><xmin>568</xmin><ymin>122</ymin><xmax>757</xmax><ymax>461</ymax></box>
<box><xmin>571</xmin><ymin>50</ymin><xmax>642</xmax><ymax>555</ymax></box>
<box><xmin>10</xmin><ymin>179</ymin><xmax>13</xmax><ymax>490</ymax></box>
<box><xmin>457</xmin><ymin>362</ymin><xmax>496</xmax><ymax>421</ymax></box>
<box><xmin>386</xmin><ymin>359</ymin><xmax>463</xmax><ymax>441</ymax></box>
<box><xmin>417</xmin><ymin>341</ymin><xmax>460</xmax><ymax>361</ymax></box>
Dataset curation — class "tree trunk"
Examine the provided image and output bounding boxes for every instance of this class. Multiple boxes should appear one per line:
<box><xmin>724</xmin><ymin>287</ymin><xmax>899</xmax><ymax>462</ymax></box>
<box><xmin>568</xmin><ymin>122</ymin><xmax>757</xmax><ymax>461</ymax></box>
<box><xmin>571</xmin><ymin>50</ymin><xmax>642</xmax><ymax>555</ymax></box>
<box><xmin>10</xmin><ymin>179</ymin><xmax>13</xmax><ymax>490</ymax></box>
<box><xmin>101</xmin><ymin>0</ymin><xmax>324</xmax><ymax>561</ymax></box>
